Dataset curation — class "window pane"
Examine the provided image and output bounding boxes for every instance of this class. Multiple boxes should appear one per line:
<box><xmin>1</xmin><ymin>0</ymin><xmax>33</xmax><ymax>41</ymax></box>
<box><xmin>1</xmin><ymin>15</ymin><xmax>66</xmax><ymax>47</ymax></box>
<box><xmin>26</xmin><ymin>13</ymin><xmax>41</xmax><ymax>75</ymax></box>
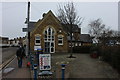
<box><xmin>52</xmin><ymin>39</ymin><xmax>54</xmax><ymax>41</ymax></box>
<box><xmin>44</xmin><ymin>35</ymin><xmax>47</xmax><ymax>38</ymax></box>
<box><xmin>48</xmin><ymin>39</ymin><xmax>51</xmax><ymax>41</ymax></box>
<box><xmin>45</xmin><ymin>30</ymin><xmax>47</xmax><ymax>34</ymax></box>
<box><xmin>58</xmin><ymin>35</ymin><xmax>63</xmax><ymax>45</ymax></box>
<box><xmin>51</xmin><ymin>48</ymin><xmax>54</xmax><ymax>52</ymax></box>
<box><xmin>48</xmin><ymin>48</ymin><xmax>50</xmax><ymax>53</ymax></box>
<box><xmin>58</xmin><ymin>40</ymin><xmax>62</xmax><ymax>43</ymax></box>
<box><xmin>52</xmin><ymin>36</ymin><xmax>54</xmax><ymax>38</ymax></box>
<box><xmin>48</xmin><ymin>36</ymin><xmax>50</xmax><ymax>38</ymax></box>
<box><xmin>45</xmin><ymin>42</ymin><xmax>47</xmax><ymax>47</ymax></box>
<box><xmin>48</xmin><ymin>31</ymin><xmax>51</xmax><ymax>35</ymax></box>
<box><xmin>51</xmin><ymin>43</ymin><xmax>54</xmax><ymax>47</ymax></box>
<box><xmin>36</xmin><ymin>36</ymin><xmax>40</xmax><ymax>39</ymax></box>
<box><xmin>36</xmin><ymin>40</ymin><xmax>40</xmax><ymax>43</ymax></box>
<box><xmin>48</xmin><ymin>28</ymin><xmax>51</xmax><ymax>32</ymax></box>
<box><xmin>52</xmin><ymin>30</ymin><xmax>54</xmax><ymax>34</ymax></box>
<box><xmin>58</xmin><ymin>38</ymin><xmax>62</xmax><ymax>40</ymax></box>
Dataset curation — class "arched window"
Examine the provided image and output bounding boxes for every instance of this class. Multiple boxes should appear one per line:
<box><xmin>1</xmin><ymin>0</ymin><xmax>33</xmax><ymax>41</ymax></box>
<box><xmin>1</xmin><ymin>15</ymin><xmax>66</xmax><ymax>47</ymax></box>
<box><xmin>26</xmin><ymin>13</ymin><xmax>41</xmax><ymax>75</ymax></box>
<box><xmin>44</xmin><ymin>27</ymin><xmax>55</xmax><ymax>53</ymax></box>
<box><xmin>44</xmin><ymin>27</ymin><xmax>54</xmax><ymax>41</ymax></box>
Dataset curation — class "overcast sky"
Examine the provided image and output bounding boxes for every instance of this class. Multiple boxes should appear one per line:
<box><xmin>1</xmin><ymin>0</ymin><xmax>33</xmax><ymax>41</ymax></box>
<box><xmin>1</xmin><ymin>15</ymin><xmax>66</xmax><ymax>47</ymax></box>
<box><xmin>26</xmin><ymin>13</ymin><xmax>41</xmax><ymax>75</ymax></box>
<box><xmin>1</xmin><ymin>2</ymin><xmax>118</xmax><ymax>39</ymax></box>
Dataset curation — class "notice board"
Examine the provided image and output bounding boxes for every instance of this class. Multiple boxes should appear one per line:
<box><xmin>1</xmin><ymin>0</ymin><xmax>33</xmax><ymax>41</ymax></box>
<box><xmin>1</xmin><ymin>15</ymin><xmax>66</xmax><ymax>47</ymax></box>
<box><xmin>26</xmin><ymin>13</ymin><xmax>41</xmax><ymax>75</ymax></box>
<box><xmin>39</xmin><ymin>54</ymin><xmax>51</xmax><ymax>70</ymax></box>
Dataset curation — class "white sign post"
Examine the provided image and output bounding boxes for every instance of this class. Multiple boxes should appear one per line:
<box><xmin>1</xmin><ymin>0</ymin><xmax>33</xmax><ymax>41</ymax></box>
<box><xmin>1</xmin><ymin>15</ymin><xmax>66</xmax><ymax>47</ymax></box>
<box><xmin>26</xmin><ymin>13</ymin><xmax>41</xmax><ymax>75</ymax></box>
<box><xmin>39</xmin><ymin>54</ymin><xmax>51</xmax><ymax>70</ymax></box>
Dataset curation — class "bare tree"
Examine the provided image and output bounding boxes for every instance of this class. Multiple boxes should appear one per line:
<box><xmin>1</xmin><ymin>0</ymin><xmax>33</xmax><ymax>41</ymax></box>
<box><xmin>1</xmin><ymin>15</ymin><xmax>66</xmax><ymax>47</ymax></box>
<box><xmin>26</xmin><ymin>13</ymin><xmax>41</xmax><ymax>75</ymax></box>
<box><xmin>88</xmin><ymin>18</ymin><xmax>106</xmax><ymax>43</ymax></box>
<box><xmin>57</xmin><ymin>2</ymin><xmax>83</xmax><ymax>26</ymax></box>
<box><xmin>88</xmin><ymin>18</ymin><xmax>120</xmax><ymax>45</ymax></box>
<box><xmin>110</xmin><ymin>30</ymin><xmax>120</xmax><ymax>37</ymax></box>
<box><xmin>57</xmin><ymin>2</ymin><xmax>83</xmax><ymax>58</ymax></box>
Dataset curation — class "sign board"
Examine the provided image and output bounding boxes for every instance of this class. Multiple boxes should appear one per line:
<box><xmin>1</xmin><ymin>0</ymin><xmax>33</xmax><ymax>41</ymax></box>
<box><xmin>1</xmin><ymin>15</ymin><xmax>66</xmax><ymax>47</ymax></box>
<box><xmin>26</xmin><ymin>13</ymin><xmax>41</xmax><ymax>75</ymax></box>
<box><xmin>34</xmin><ymin>46</ymin><xmax>41</xmax><ymax>50</ymax></box>
<box><xmin>22</xmin><ymin>28</ymin><xmax>28</xmax><ymax>32</ymax></box>
<box><xmin>39</xmin><ymin>54</ymin><xmax>51</xmax><ymax>70</ymax></box>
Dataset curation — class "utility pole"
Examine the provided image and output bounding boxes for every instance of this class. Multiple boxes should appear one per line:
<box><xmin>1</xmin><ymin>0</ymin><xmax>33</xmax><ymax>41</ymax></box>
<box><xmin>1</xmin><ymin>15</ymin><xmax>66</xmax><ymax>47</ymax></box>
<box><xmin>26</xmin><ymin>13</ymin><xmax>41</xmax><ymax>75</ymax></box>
<box><xmin>27</xmin><ymin>1</ymin><xmax>30</xmax><ymax>55</ymax></box>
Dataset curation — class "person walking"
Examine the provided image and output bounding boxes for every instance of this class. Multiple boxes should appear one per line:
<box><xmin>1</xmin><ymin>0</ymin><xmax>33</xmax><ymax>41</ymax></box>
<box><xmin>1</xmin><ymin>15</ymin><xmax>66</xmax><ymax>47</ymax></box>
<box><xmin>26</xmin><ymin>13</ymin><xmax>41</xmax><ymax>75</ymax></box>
<box><xmin>16</xmin><ymin>46</ymin><xmax>26</xmax><ymax>68</ymax></box>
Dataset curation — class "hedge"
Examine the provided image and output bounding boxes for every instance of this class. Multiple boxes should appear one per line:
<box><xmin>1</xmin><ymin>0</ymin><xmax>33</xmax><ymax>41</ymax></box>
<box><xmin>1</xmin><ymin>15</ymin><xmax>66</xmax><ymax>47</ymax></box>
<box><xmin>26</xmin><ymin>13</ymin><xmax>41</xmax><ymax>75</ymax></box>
<box><xmin>73</xmin><ymin>46</ymin><xmax>91</xmax><ymax>53</ymax></box>
<box><xmin>100</xmin><ymin>45</ymin><xmax>120</xmax><ymax>73</ymax></box>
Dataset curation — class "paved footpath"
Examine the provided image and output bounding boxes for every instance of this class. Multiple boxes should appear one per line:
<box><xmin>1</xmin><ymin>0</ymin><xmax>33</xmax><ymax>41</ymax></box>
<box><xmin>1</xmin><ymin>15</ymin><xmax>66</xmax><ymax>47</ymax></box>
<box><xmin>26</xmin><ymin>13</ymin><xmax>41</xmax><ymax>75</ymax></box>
<box><xmin>69</xmin><ymin>54</ymin><xmax>120</xmax><ymax>78</ymax></box>
<box><xmin>2</xmin><ymin>57</ymin><xmax>31</xmax><ymax>79</ymax></box>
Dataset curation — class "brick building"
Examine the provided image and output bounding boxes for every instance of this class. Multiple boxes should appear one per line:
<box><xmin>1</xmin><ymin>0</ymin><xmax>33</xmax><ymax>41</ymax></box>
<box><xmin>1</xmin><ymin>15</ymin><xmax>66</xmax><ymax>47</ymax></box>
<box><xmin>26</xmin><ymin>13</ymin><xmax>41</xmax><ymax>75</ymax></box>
<box><xmin>0</xmin><ymin>36</ymin><xmax>9</xmax><ymax>46</ymax></box>
<box><xmin>27</xmin><ymin>10</ymin><xmax>92</xmax><ymax>53</ymax></box>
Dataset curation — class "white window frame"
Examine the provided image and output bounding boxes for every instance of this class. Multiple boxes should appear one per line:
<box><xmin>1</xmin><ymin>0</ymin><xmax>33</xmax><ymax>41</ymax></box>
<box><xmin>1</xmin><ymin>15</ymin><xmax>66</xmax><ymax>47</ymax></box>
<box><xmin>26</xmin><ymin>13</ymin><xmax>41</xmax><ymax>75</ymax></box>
<box><xmin>79</xmin><ymin>43</ymin><xmax>81</xmax><ymax>46</ymax></box>
<box><xmin>58</xmin><ymin>35</ymin><xmax>63</xmax><ymax>45</ymax></box>
<box><xmin>44</xmin><ymin>27</ymin><xmax>55</xmax><ymax>53</ymax></box>
<box><xmin>75</xmin><ymin>43</ymin><xmax>78</xmax><ymax>46</ymax></box>
<box><xmin>35</xmin><ymin>35</ymin><xmax>41</xmax><ymax>45</ymax></box>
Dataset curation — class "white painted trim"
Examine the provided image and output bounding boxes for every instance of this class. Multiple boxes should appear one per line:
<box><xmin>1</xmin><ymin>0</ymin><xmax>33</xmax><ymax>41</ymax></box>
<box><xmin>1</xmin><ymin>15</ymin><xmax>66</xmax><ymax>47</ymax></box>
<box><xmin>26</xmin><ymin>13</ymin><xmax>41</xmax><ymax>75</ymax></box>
<box><xmin>44</xmin><ymin>27</ymin><xmax>55</xmax><ymax>53</ymax></box>
<box><xmin>35</xmin><ymin>35</ymin><xmax>41</xmax><ymax>46</ymax></box>
<box><xmin>58</xmin><ymin>35</ymin><xmax>63</xmax><ymax>46</ymax></box>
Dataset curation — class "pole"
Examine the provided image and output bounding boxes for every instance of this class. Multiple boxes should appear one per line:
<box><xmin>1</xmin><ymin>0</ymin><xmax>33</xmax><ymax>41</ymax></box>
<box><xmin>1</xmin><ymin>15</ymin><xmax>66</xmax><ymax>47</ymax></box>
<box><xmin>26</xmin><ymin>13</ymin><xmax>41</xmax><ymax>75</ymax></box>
<box><xmin>27</xmin><ymin>1</ymin><xmax>30</xmax><ymax>55</ymax></box>
<box><xmin>34</xmin><ymin>64</ymin><xmax>38</xmax><ymax>80</ymax></box>
<box><xmin>61</xmin><ymin>64</ymin><xmax>65</xmax><ymax>80</ymax></box>
<box><xmin>27</xmin><ymin>1</ymin><xmax>33</xmax><ymax>70</ymax></box>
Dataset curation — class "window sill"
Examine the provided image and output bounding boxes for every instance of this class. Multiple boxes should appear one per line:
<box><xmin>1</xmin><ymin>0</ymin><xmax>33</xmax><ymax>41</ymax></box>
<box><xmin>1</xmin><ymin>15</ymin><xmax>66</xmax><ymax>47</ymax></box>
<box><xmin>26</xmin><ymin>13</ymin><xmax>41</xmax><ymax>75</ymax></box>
<box><xmin>35</xmin><ymin>43</ymin><xmax>41</xmax><ymax>46</ymax></box>
<box><xmin>58</xmin><ymin>44</ymin><xmax>63</xmax><ymax>46</ymax></box>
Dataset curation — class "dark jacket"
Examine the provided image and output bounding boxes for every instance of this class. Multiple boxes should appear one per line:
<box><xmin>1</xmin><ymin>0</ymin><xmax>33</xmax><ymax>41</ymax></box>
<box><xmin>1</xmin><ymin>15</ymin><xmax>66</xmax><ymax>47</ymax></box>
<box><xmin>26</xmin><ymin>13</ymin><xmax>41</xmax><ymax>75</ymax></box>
<box><xmin>16</xmin><ymin>47</ymin><xmax>25</xmax><ymax>59</ymax></box>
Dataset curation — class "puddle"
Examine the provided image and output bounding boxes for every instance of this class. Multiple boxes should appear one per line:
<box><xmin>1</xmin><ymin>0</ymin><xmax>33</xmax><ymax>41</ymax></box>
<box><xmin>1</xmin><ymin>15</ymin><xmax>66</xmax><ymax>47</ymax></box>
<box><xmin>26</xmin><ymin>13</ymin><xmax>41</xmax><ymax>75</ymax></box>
<box><xmin>3</xmin><ymin>67</ymin><xmax>14</xmax><ymax>74</ymax></box>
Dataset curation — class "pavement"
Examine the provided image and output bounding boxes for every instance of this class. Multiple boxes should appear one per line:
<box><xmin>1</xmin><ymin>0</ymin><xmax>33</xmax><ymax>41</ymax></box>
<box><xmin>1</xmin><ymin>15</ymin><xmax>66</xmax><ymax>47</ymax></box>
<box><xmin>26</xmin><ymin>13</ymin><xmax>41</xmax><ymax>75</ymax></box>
<box><xmin>1</xmin><ymin>52</ymin><xmax>120</xmax><ymax>79</ymax></box>
<box><xmin>2</xmin><ymin>57</ymin><xmax>31</xmax><ymax>79</ymax></box>
<box><xmin>68</xmin><ymin>54</ymin><xmax>120</xmax><ymax>78</ymax></box>
<box><xmin>51</xmin><ymin>53</ymin><xmax>120</xmax><ymax>79</ymax></box>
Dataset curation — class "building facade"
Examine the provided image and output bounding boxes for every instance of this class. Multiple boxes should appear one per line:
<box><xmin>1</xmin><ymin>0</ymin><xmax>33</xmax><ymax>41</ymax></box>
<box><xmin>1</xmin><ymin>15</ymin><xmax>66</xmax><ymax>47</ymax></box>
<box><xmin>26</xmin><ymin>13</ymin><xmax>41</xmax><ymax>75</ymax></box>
<box><xmin>0</xmin><ymin>36</ymin><xmax>9</xmax><ymax>47</ymax></box>
<box><xmin>28</xmin><ymin>10</ymin><xmax>92</xmax><ymax>53</ymax></box>
<box><xmin>30</xmin><ymin>10</ymin><xmax>68</xmax><ymax>53</ymax></box>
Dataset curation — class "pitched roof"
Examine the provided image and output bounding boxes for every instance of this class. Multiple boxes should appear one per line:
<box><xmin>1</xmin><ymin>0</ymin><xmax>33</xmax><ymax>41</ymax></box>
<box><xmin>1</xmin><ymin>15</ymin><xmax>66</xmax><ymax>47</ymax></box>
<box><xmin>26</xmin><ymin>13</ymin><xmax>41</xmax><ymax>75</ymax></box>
<box><xmin>80</xmin><ymin>34</ymin><xmax>92</xmax><ymax>43</ymax></box>
<box><xmin>67</xmin><ymin>36</ymin><xmax>75</xmax><ymax>41</ymax></box>
<box><xmin>30</xmin><ymin>10</ymin><xmax>67</xmax><ymax>35</ymax></box>
<box><xmin>28</xmin><ymin>21</ymin><xmax>36</xmax><ymax>32</ymax></box>
<box><xmin>27</xmin><ymin>10</ymin><xmax>92</xmax><ymax>43</ymax></box>
<box><xmin>61</xmin><ymin>24</ymin><xmax>81</xmax><ymax>34</ymax></box>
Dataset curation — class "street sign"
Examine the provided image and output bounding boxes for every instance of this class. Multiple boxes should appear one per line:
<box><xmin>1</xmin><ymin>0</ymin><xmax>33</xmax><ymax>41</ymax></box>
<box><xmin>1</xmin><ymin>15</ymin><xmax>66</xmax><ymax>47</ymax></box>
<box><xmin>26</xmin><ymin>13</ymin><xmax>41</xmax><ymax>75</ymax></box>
<box><xmin>39</xmin><ymin>54</ymin><xmax>51</xmax><ymax>70</ymax></box>
<box><xmin>22</xmin><ymin>28</ymin><xmax>28</xmax><ymax>32</ymax></box>
<box><xmin>34</xmin><ymin>46</ymin><xmax>41</xmax><ymax>50</ymax></box>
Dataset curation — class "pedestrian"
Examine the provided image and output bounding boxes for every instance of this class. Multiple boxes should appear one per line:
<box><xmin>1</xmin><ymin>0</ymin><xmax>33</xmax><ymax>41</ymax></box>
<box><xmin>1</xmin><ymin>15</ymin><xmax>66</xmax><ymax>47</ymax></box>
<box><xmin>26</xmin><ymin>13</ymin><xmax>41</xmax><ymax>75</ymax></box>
<box><xmin>16</xmin><ymin>46</ymin><xmax>26</xmax><ymax>68</ymax></box>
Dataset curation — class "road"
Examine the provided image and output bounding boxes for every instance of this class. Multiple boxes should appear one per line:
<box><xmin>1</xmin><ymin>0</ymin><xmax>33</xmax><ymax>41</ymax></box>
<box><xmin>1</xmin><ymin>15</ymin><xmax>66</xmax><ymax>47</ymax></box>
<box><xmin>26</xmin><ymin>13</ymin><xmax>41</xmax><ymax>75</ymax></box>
<box><xmin>2</xmin><ymin>47</ymin><xmax>18</xmax><ymax>63</ymax></box>
<box><xmin>0</xmin><ymin>47</ymin><xmax>18</xmax><ymax>79</ymax></box>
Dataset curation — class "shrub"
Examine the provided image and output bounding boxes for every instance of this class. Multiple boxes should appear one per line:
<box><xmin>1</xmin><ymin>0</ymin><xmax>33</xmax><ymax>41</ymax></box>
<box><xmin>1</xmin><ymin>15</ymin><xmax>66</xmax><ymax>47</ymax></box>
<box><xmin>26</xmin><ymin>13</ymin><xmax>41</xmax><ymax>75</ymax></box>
<box><xmin>73</xmin><ymin>45</ymin><xmax>91</xmax><ymax>53</ymax></box>
<box><xmin>101</xmin><ymin>45</ymin><xmax>120</xmax><ymax>73</ymax></box>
